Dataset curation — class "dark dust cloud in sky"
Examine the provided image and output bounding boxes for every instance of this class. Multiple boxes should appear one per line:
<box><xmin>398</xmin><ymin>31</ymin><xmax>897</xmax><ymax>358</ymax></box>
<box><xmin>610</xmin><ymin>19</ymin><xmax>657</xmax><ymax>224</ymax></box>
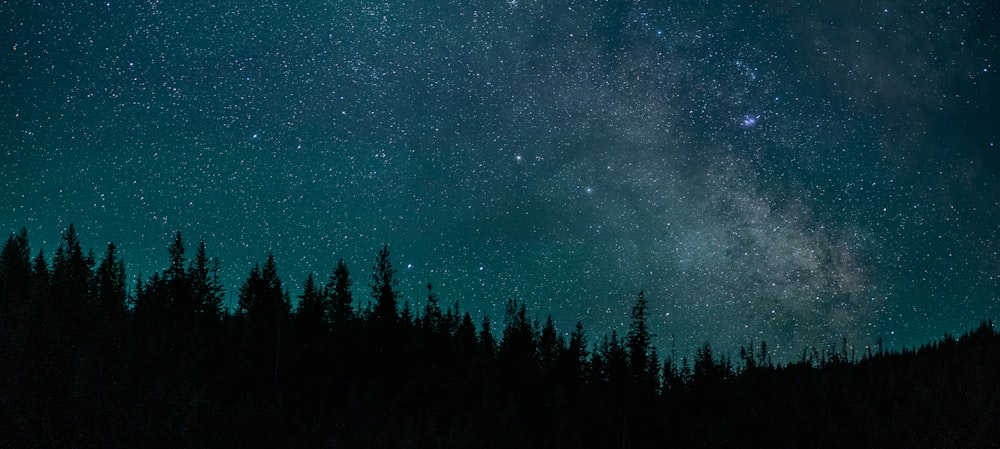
<box><xmin>2</xmin><ymin>0</ymin><xmax>998</xmax><ymax>360</ymax></box>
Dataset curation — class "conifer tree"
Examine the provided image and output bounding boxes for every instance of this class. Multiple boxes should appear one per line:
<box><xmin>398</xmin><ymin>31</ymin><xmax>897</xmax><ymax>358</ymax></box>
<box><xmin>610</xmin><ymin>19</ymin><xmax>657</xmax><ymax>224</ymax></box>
<box><xmin>238</xmin><ymin>254</ymin><xmax>290</xmax><ymax>329</ymax></box>
<box><xmin>423</xmin><ymin>282</ymin><xmax>442</xmax><ymax>335</ymax></box>
<box><xmin>568</xmin><ymin>321</ymin><xmax>589</xmax><ymax>371</ymax></box>
<box><xmin>166</xmin><ymin>231</ymin><xmax>186</xmax><ymax>282</ymax></box>
<box><xmin>500</xmin><ymin>299</ymin><xmax>536</xmax><ymax>364</ymax></box>
<box><xmin>609</xmin><ymin>331</ymin><xmax>628</xmax><ymax>384</ymax></box>
<box><xmin>0</xmin><ymin>228</ymin><xmax>31</xmax><ymax>334</ymax></box>
<box><xmin>31</xmin><ymin>249</ymin><xmax>50</xmax><ymax>313</ymax></box>
<box><xmin>455</xmin><ymin>311</ymin><xmax>477</xmax><ymax>354</ymax></box>
<box><xmin>293</xmin><ymin>272</ymin><xmax>328</xmax><ymax>397</ymax></box>
<box><xmin>238</xmin><ymin>254</ymin><xmax>290</xmax><ymax>389</ymax></box>
<box><xmin>296</xmin><ymin>273</ymin><xmax>326</xmax><ymax>333</ymax></box>
<box><xmin>325</xmin><ymin>258</ymin><xmax>354</xmax><ymax>331</ymax></box>
<box><xmin>369</xmin><ymin>244</ymin><xmax>399</xmax><ymax>328</ymax></box>
<box><xmin>94</xmin><ymin>242</ymin><xmax>127</xmax><ymax>322</ymax></box>
<box><xmin>626</xmin><ymin>291</ymin><xmax>658</xmax><ymax>391</ymax></box>
<box><xmin>539</xmin><ymin>315</ymin><xmax>562</xmax><ymax>373</ymax></box>
<box><xmin>188</xmin><ymin>240</ymin><xmax>224</xmax><ymax>322</ymax></box>
<box><xmin>51</xmin><ymin>224</ymin><xmax>92</xmax><ymax>297</ymax></box>
<box><xmin>478</xmin><ymin>315</ymin><xmax>497</xmax><ymax>359</ymax></box>
<box><xmin>50</xmin><ymin>224</ymin><xmax>95</xmax><ymax>342</ymax></box>
<box><xmin>164</xmin><ymin>231</ymin><xmax>199</xmax><ymax>330</ymax></box>
<box><xmin>562</xmin><ymin>321</ymin><xmax>589</xmax><ymax>391</ymax></box>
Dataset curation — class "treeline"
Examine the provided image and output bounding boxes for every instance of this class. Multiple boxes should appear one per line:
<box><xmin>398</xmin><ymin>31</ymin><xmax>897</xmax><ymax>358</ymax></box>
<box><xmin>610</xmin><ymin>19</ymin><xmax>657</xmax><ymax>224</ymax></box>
<box><xmin>0</xmin><ymin>225</ymin><xmax>998</xmax><ymax>448</ymax></box>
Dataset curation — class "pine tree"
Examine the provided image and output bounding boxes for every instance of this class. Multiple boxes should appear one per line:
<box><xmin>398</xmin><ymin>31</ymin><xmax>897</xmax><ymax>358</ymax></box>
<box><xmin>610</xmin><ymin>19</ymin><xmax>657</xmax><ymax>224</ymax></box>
<box><xmin>237</xmin><ymin>254</ymin><xmax>290</xmax><ymax>389</ymax></box>
<box><xmin>94</xmin><ymin>242</ymin><xmax>127</xmax><ymax>322</ymax></box>
<box><xmin>166</xmin><ymin>231</ymin><xmax>186</xmax><ymax>282</ymax></box>
<box><xmin>188</xmin><ymin>240</ymin><xmax>224</xmax><ymax>322</ymax></box>
<box><xmin>325</xmin><ymin>258</ymin><xmax>354</xmax><ymax>331</ymax></box>
<box><xmin>499</xmin><ymin>299</ymin><xmax>536</xmax><ymax>366</ymax></box>
<box><xmin>296</xmin><ymin>273</ymin><xmax>326</xmax><ymax>332</ymax></box>
<box><xmin>0</xmin><ymin>228</ymin><xmax>32</xmax><ymax>334</ymax></box>
<box><xmin>478</xmin><ymin>316</ymin><xmax>497</xmax><ymax>359</ymax></box>
<box><xmin>31</xmin><ymin>249</ymin><xmax>50</xmax><ymax>313</ymax></box>
<box><xmin>626</xmin><ymin>291</ymin><xmax>658</xmax><ymax>392</ymax></box>
<box><xmin>239</xmin><ymin>254</ymin><xmax>290</xmax><ymax>329</ymax></box>
<box><xmin>293</xmin><ymin>272</ymin><xmax>328</xmax><ymax>402</ymax></box>
<box><xmin>50</xmin><ymin>224</ymin><xmax>95</xmax><ymax>342</ymax></box>
<box><xmin>568</xmin><ymin>321</ymin><xmax>589</xmax><ymax>374</ymax></box>
<box><xmin>455</xmin><ymin>311</ymin><xmax>477</xmax><ymax>354</ymax></box>
<box><xmin>693</xmin><ymin>341</ymin><xmax>727</xmax><ymax>385</ymax></box>
<box><xmin>498</xmin><ymin>298</ymin><xmax>540</xmax><ymax>435</ymax></box>
<box><xmin>602</xmin><ymin>330</ymin><xmax>629</xmax><ymax>387</ymax></box>
<box><xmin>539</xmin><ymin>315</ymin><xmax>562</xmax><ymax>373</ymax></box>
<box><xmin>369</xmin><ymin>244</ymin><xmax>399</xmax><ymax>328</ymax></box>
<box><xmin>423</xmin><ymin>283</ymin><xmax>442</xmax><ymax>335</ymax></box>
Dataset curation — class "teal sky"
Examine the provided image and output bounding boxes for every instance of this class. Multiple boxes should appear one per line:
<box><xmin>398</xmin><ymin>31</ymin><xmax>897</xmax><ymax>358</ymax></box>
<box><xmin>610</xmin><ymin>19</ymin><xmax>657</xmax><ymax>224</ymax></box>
<box><xmin>2</xmin><ymin>0</ymin><xmax>998</xmax><ymax>361</ymax></box>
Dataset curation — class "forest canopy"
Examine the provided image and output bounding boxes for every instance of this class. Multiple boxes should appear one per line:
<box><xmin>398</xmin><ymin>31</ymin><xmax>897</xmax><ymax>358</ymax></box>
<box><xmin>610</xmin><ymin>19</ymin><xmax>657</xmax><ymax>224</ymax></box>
<box><xmin>0</xmin><ymin>225</ymin><xmax>997</xmax><ymax>448</ymax></box>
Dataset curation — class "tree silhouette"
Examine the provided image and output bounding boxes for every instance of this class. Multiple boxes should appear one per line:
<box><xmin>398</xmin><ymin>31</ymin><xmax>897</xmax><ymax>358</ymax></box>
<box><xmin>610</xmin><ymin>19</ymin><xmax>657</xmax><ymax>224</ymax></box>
<box><xmin>499</xmin><ymin>299</ymin><xmax>536</xmax><ymax>366</ymax></box>
<box><xmin>566</xmin><ymin>321</ymin><xmax>589</xmax><ymax>384</ymax></box>
<box><xmin>237</xmin><ymin>254</ymin><xmax>290</xmax><ymax>390</ymax></box>
<box><xmin>187</xmin><ymin>239</ymin><xmax>224</xmax><ymax>323</ymax></box>
<box><xmin>166</xmin><ymin>230</ymin><xmax>186</xmax><ymax>283</ymax></box>
<box><xmin>238</xmin><ymin>254</ymin><xmax>290</xmax><ymax>328</ymax></box>
<box><xmin>369</xmin><ymin>244</ymin><xmax>399</xmax><ymax>328</ymax></box>
<box><xmin>51</xmin><ymin>224</ymin><xmax>95</xmax><ymax>343</ymax></box>
<box><xmin>0</xmin><ymin>228</ymin><xmax>31</xmax><ymax>336</ymax></box>
<box><xmin>326</xmin><ymin>257</ymin><xmax>354</xmax><ymax>332</ymax></box>
<box><xmin>94</xmin><ymin>242</ymin><xmax>127</xmax><ymax>322</ymax></box>
<box><xmin>538</xmin><ymin>315</ymin><xmax>562</xmax><ymax>374</ymax></box>
<box><xmin>295</xmin><ymin>273</ymin><xmax>326</xmax><ymax>334</ymax></box>
<box><xmin>627</xmin><ymin>291</ymin><xmax>658</xmax><ymax>394</ymax></box>
<box><xmin>478</xmin><ymin>315</ymin><xmax>497</xmax><ymax>361</ymax></box>
<box><xmin>4</xmin><ymin>224</ymin><xmax>1000</xmax><ymax>448</ymax></box>
<box><xmin>422</xmin><ymin>282</ymin><xmax>443</xmax><ymax>335</ymax></box>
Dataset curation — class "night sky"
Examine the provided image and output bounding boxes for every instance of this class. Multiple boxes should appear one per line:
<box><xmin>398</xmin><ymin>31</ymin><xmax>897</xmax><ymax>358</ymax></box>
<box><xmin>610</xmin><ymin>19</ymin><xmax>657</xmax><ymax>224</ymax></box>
<box><xmin>3</xmin><ymin>0</ymin><xmax>998</xmax><ymax>361</ymax></box>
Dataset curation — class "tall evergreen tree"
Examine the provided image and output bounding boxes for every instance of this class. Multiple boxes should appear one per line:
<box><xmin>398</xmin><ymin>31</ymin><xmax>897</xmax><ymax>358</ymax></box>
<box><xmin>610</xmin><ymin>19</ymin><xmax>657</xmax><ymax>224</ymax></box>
<box><xmin>94</xmin><ymin>242</ymin><xmax>127</xmax><ymax>322</ymax></box>
<box><xmin>187</xmin><ymin>240</ymin><xmax>224</xmax><ymax>322</ymax></box>
<box><xmin>693</xmin><ymin>341</ymin><xmax>727</xmax><ymax>386</ymax></box>
<box><xmin>238</xmin><ymin>254</ymin><xmax>290</xmax><ymax>329</ymax></box>
<box><xmin>499</xmin><ymin>299</ymin><xmax>536</xmax><ymax>365</ymax></box>
<box><xmin>369</xmin><ymin>244</ymin><xmax>399</xmax><ymax>327</ymax></box>
<box><xmin>292</xmin><ymin>271</ymin><xmax>328</xmax><ymax>407</ymax></box>
<box><xmin>31</xmin><ymin>249</ymin><xmax>50</xmax><ymax>311</ymax></box>
<box><xmin>325</xmin><ymin>258</ymin><xmax>354</xmax><ymax>331</ymax></box>
<box><xmin>455</xmin><ymin>311</ymin><xmax>477</xmax><ymax>354</ymax></box>
<box><xmin>423</xmin><ymin>282</ymin><xmax>442</xmax><ymax>335</ymax></box>
<box><xmin>568</xmin><ymin>321</ymin><xmax>589</xmax><ymax>372</ymax></box>
<box><xmin>0</xmin><ymin>228</ymin><xmax>32</xmax><ymax>334</ymax></box>
<box><xmin>166</xmin><ymin>230</ymin><xmax>186</xmax><ymax>282</ymax></box>
<box><xmin>51</xmin><ymin>224</ymin><xmax>92</xmax><ymax>296</ymax></box>
<box><xmin>627</xmin><ymin>291</ymin><xmax>658</xmax><ymax>392</ymax></box>
<box><xmin>539</xmin><ymin>315</ymin><xmax>563</xmax><ymax>373</ymax></box>
<box><xmin>50</xmin><ymin>224</ymin><xmax>95</xmax><ymax>342</ymax></box>
<box><xmin>237</xmin><ymin>254</ymin><xmax>291</xmax><ymax>389</ymax></box>
<box><xmin>164</xmin><ymin>231</ymin><xmax>200</xmax><ymax>330</ymax></box>
<box><xmin>296</xmin><ymin>272</ymin><xmax>327</xmax><ymax>335</ymax></box>
<box><xmin>478</xmin><ymin>316</ymin><xmax>497</xmax><ymax>359</ymax></box>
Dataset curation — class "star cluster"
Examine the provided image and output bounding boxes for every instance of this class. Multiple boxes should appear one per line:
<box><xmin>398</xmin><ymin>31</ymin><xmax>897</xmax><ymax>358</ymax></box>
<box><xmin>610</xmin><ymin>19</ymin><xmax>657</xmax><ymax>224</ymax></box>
<box><xmin>2</xmin><ymin>0</ymin><xmax>998</xmax><ymax>360</ymax></box>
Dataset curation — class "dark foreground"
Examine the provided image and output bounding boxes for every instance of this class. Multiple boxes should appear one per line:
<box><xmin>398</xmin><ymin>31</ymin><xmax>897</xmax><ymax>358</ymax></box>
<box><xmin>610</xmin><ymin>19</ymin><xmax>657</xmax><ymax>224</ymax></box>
<box><xmin>1</xmin><ymin>226</ymin><xmax>998</xmax><ymax>448</ymax></box>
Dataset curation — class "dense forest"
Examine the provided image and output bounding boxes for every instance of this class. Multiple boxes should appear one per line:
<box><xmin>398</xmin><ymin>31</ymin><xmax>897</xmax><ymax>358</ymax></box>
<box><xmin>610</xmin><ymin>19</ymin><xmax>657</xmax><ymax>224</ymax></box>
<box><xmin>0</xmin><ymin>225</ymin><xmax>997</xmax><ymax>448</ymax></box>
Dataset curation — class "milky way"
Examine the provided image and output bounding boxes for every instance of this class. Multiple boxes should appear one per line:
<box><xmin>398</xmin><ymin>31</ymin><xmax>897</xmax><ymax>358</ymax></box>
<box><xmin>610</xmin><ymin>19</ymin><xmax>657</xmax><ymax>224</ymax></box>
<box><xmin>2</xmin><ymin>0</ymin><xmax>998</xmax><ymax>360</ymax></box>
